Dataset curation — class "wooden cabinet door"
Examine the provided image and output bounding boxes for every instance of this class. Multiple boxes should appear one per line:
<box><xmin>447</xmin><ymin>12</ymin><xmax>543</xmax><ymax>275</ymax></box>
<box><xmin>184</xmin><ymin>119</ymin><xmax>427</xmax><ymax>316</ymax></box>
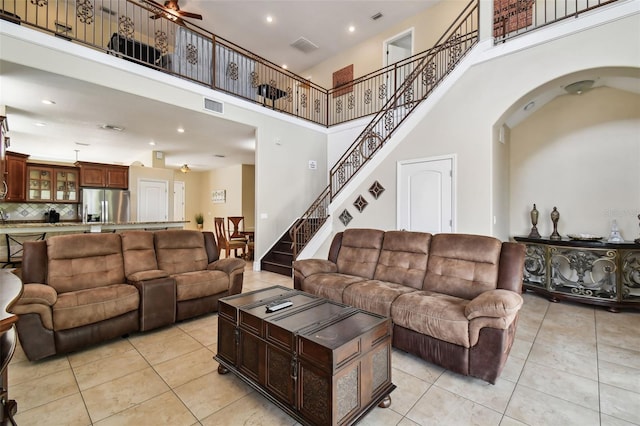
<box><xmin>5</xmin><ymin>152</ymin><xmax>28</xmax><ymax>201</ymax></box>
<box><xmin>78</xmin><ymin>164</ymin><xmax>106</xmax><ymax>187</ymax></box>
<box><xmin>27</xmin><ymin>166</ymin><xmax>54</xmax><ymax>201</ymax></box>
<box><xmin>106</xmin><ymin>165</ymin><xmax>128</xmax><ymax>189</ymax></box>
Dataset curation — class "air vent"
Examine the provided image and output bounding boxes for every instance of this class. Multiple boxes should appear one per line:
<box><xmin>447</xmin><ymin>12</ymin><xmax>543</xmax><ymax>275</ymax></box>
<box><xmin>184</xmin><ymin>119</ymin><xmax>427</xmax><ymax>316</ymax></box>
<box><xmin>371</xmin><ymin>12</ymin><xmax>383</xmax><ymax>20</ymax></box>
<box><xmin>204</xmin><ymin>97</ymin><xmax>224</xmax><ymax>114</ymax></box>
<box><xmin>290</xmin><ymin>37</ymin><xmax>319</xmax><ymax>54</ymax></box>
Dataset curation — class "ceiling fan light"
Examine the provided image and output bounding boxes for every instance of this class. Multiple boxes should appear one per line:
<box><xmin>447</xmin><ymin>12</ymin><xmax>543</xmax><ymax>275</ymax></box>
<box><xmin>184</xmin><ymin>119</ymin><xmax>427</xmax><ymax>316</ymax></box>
<box><xmin>180</xmin><ymin>164</ymin><xmax>191</xmax><ymax>173</ymax></box>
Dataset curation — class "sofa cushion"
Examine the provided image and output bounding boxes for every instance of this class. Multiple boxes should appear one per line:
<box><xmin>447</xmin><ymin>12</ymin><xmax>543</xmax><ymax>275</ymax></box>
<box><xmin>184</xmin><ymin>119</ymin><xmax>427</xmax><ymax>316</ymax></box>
<box><xmin>173</xmin><ymin>270</ymin><xmax>229</xmax><ymax>301</ymax></box>
<box><xmin>46</xmin><ymin>233</ymin><xmax>125</xmax><ymax>293</ymax></box>
<box><xmin>52</xmin><ymin>284</ymin><xmax>139</xmax><ymax>331</ymax></box>
<box><xmin>155</xmin><ymin>230</ymin><xmax>209</xmax><ymax>274</ymax></box>
<box><xmin>391</xmin><ymin>290</ymin><xmax>470</xmax><ymax>348</ymax></box>
<box><xmin>343</xmin><ymin>280</ymin><xmax>417</xmax><ymax>317</ymax></box>
<box><xmin>336</xmin><ymin>229</ymin><xmax>384</xmax><ymax>279</ymax></box>
<box><xmin>423</xmin><ymin>234</ymin><xmax>502</xmax><ymax>300</ymax></box>
<box><xmin>373</xmin><ymin>231</ymin><xmax>431</xmax><ymax>289</ymax></box>
<box><xmin>121</xmin><ymin>231</ymin><xmax>160</xmax><ymax>277</ymax></box>
<box><xmin>301</xmin><ymin>273</ymin><xmax>366</xmax><ymax>303</ymax></box>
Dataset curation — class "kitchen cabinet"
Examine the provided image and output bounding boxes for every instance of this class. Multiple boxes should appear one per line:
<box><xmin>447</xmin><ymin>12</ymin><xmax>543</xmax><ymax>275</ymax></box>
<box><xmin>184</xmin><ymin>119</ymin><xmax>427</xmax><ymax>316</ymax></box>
<box><xmin>75</xmin><ymin>161</ymin><xmax>129</xmax><ymax>189</ymax></box>
<box><xmin>54</xmin><ymin>167</ymin><xmax>78</xmax><ymax>202</ymax></box>
<box><xmin>0</xmin><ymin>116</ymin><xmax>6</xmax><ymax>197</ymax></box>
<box><xmin>5</xmin><ymin>152</ymin><xmax>29</xmax><ymax>202</ymax></box>
<box><xmin>27</xmin><ymin>165</ymin><xmax>54</xmax><ymax>201</ymax></box>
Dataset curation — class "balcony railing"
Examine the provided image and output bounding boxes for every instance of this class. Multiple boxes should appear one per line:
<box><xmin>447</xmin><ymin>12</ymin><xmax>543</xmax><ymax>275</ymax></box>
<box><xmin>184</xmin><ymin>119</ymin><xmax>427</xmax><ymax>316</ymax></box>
<box><xmin>0</xmin><ymin>0</ymin><xmax>620</xmax><ymax>127</ymax></box>
<box><xmin>493</xmin><ymin>0</ymin><xmax>619</xmax><ymax>43</ymax></box>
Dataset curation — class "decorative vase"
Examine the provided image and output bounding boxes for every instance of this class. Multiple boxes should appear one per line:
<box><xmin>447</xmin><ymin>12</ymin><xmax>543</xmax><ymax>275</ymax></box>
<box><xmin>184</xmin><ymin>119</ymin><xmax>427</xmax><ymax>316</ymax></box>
<box><xmin>549</xmin><ymin>206</ymin><xmax>561</xmax><ymax>240</ymax></box>
<box><xmin>528</xmin><ymin>203</ymin><xmax>541</xmax><ymax>238</ymax></box>
<box><xmin>197</xmin><ymin>223</ymin><xmax>203</xmax><ymax>230</ymax></box>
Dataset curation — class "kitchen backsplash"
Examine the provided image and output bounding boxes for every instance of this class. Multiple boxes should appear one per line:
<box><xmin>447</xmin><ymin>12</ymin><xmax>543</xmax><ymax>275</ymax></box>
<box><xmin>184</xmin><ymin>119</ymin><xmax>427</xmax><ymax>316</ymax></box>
<box><xmin>0</xmin><ymin>203</ymin><xmax>78</xmax><ymax>221</ymax></box>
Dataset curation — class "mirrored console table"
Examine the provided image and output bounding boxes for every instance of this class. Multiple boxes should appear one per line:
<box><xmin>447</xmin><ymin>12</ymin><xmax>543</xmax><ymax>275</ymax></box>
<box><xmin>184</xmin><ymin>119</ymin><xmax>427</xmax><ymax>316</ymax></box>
<box><xmin>513</xmin><ymin>236</ymin><xmax>640</xmax><ymax>312</ymax></box>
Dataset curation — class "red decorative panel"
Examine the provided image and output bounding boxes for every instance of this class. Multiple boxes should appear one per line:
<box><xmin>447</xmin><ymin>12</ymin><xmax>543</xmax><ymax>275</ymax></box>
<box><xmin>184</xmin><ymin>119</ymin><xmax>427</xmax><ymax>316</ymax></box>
<box><xmin>493</xmin><ymin>0</ymin><xmax>534</xmax><ymax>38</ymax></box>
<box><xmin>333</xmin><ymin>64</ymin><xmax>354</xmax><ymax>98</ymax></box>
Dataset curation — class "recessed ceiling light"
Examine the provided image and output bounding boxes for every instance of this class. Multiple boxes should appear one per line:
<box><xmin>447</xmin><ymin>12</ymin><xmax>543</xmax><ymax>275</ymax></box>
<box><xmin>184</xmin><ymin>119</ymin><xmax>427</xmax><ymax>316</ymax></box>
<box><xmin>149</xmin><ymin>141</ymin><xmax>156</xmax><ymax>146</ymax></box>
<box><xmin>75</xmin><ymin>142</ymin><xmax>90</xmax><ymax>146</ymax></box>
<box><xmin>34</xmin><ymin>122</ymin><xmax>46</xmax><ymax>127</ymax></box>
<box><xmin>266</xmin><ymin>15</ymin><xmax>273</xmax><ymax>23</ymax></box>
<box><xmin>348</xmin><ymin>25</ymin><xmax>355</xmax><ymax>33</ymax></box>
<box><xmin>177</xmin><ymin>127</ymin><xmax>185</xmax><ymax>133</ymax></box>
<box><xmin>214</xmin><ymin>154</ymin><xmax>226</xmax><ymax>158</ymax></box>
<box><xmin>41</xmin><ymin>99</ymin><xmax>56</xmax><ymax>105</ymax></box>
<box><xmin>524</xmin><ymin>101</ymin><xmax>535</xmax><ymax>111</ymax></box>
<box><xmin>282</xmin><ymin>64</ymin><xmax>288</xmax><ymax>69</ymax></box>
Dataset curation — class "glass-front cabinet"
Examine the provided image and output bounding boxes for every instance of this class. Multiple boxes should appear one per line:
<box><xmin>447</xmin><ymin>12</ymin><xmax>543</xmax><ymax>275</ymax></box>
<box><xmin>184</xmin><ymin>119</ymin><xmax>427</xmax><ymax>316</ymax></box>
<box><xmin>27</xmin><ymin>165</ymin><xmax>78</xmax><ymax>202</ymax></box>
<box><xmin>27</xmin><ymin>166</ymin><xmax>53</xmax><ymax>201</ymax></box>
<box><xmin>514</xmin><ymin>237</ymin><xmax>640</xmax><ymax>312</ymax></box>
<box><xmin>54</xmin><ymin>168</ymin><xmax>78</xmax><ymax>202</ymax></box>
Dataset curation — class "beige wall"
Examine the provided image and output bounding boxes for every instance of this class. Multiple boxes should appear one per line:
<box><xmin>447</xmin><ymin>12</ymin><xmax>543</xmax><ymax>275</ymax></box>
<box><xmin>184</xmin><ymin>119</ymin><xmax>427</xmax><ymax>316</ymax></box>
<box><xmin>242</xmin><ymin>164</ymin><xmax>256</xmax><ymax>230</ymax></box>
<box><xmin>302</xmin><ymin>1</ymin><xmax>464</xmax><ymax>87</ymax></box>
<box><xmin>314</xmin><ymin>10</ymin><xmax>640</xmax><ymax>251</ymax></box>
<box><xmin>176</xmin><ymin>169</ymin><xmax>203</xmax><ymax>230</ymax></box>
<box><xmin>509</xmin><ymin>87</ymin><xmax>640</xmax><ymax>239</ymax></box>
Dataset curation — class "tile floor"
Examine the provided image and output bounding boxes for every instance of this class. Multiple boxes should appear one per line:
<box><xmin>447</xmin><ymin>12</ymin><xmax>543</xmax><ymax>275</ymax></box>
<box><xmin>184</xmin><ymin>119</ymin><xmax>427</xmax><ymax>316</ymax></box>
<box><xmin>9</xmin><ymin>267</ymin><xmax>640</xmax><ymax>426</ymax></box>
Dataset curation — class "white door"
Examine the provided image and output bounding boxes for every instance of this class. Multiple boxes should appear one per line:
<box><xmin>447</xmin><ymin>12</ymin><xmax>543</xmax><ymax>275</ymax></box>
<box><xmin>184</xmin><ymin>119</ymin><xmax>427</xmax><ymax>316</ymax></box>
<box><xmin>384</xmin><ymin>29</ymin><xmax>413</xmax><ymax>96</ymax></box>
<box><xmin>397</xmin><ymin>156</ymin><xmax>454</xmax><ymax>233</ymax></box>
<box><xmin>138</xmin><ymin>179</ymin><xmax>168</xmax><ymax>222</ymax></box>
<box><xmin>173</xmin><ymin>180</ymin><xmax>185</xmax><ymax>221</ymax></box>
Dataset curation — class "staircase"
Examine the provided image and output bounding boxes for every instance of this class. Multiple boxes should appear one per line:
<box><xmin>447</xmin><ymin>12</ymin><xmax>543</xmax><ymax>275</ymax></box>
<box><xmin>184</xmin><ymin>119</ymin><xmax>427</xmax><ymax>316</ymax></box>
<box><xmin>261</xmin><ymin>217</ymin><xmax>326</xmax><ymax>276</ymax></box>
<box><xmin>260</xmin><ymin>0</ymin><xmax>479</xmax><ymax>276</ymax></box>
<box><xmin>260</xmin><ymin>227</ymin><xmax>294</xmax><ymax>276</ymax></box>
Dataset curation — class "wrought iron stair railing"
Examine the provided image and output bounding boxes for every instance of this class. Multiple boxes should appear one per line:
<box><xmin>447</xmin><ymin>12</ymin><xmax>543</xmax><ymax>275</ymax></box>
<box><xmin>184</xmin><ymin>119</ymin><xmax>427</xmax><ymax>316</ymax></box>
<box><xmin>291</xmin><ymin>0</ymin><xmax>479</xmax><ymax>258</ymax></box>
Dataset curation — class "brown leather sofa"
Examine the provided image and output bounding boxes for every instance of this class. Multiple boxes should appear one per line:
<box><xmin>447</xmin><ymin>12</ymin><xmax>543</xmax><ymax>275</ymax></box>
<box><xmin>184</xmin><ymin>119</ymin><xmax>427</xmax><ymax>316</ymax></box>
<box><xmin>293</xmin><ymin>229</ymin><xmax>525</xmax><ymax>384</ymax></box>
<box><xmin>12</xmin><ymin>229</ymin><xmax>245</xmax><ymax>361</ymax></box>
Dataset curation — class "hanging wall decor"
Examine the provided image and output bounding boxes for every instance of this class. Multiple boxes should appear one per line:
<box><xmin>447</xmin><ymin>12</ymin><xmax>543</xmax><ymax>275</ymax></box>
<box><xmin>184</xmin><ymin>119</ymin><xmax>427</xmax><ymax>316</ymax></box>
<box><xmin>212</xmin><ymin>190</ymin><xmax>226</xmax><ymax>203</ymax></box>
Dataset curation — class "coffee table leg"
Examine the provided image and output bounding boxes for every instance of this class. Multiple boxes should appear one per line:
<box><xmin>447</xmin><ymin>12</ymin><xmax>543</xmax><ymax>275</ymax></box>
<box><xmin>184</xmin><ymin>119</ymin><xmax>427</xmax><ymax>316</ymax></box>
<box><xmin>378</xmin><ymin>395</ymin><xmax>391</xmax><ymax>408</ymax></box>
<box><xmin>217</xmin><ymin>365</ymin><xmax>229</xmax><ymax>375</ymax></box>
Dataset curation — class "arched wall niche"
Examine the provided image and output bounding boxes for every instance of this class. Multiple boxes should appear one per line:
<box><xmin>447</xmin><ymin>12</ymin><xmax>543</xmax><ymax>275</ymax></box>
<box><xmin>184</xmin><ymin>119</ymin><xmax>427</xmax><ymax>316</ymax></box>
<box><xmin>497</xmin><ymin>67</ymin><xmax>640</xmax><ymax>241</ymax></box>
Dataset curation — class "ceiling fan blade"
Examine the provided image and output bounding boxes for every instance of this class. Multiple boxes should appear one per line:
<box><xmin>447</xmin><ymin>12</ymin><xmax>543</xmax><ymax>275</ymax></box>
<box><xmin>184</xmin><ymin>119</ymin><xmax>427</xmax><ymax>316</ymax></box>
<box><xmin>179</xmin><ymin>11</ymin><xmax>203</xmax><ymax>20</ymax></box>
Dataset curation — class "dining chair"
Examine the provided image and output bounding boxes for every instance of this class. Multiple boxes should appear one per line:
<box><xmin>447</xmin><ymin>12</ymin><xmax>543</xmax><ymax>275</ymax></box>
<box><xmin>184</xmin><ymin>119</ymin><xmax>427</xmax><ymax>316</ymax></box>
<box><xmin>214</xmin><ymin>217</ymin><xmax>245</xmax><ymax>258</ymax></box>
<box><xmin>227</xmin><ymin>216</ymin><xmax>245</xmax><ymax>240</ymax></box>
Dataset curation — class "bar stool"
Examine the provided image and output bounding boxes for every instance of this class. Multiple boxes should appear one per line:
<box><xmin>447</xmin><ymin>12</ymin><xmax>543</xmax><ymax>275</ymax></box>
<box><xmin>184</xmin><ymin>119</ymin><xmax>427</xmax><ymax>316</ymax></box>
<box><xmin>3</xmin><ymin>233</ymin><xmax>47</xmax><ymax>268</ymax></box>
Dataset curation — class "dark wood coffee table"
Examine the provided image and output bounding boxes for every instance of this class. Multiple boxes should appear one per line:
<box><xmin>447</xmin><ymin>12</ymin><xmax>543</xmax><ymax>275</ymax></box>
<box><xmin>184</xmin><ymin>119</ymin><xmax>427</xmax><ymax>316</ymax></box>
<box><xmin>216</xmin><ymin>286</ymin><xmax>395</xmax><ymax>425</ymax></box>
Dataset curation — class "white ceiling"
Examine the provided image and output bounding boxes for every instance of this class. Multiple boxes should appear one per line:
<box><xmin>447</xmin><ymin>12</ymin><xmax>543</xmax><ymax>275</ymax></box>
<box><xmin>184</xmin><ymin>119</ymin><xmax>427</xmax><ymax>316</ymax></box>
<box><xmin>0</xmin><ymin>0</ymin><xmax>439</xmax><ymax>171</ymax></box>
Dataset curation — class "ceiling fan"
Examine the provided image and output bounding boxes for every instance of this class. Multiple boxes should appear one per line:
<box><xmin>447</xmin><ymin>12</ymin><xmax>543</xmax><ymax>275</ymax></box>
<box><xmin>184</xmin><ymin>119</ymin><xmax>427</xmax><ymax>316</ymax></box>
<box><xmin>146</xmin><ymin>0</ymin><xmax>203</xmax><ymax>23</ymax></box>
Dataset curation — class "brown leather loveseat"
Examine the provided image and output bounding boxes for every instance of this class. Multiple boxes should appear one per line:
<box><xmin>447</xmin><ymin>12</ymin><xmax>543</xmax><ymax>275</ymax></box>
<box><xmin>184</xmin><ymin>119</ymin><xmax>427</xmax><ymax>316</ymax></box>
<box><xmin>12</xmin><ymin>229</ymin><xmax>244</xmax><ymax>361</ymax></box>
<box><xmin>293</xmin><ymin>229</ymin><xmax>525</xmax><ymax>384</ymax></box>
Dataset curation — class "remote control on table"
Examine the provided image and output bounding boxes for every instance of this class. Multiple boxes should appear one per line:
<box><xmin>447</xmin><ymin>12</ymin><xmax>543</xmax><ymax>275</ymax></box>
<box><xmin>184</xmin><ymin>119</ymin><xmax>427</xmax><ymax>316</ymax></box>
<box><xmin>266</xmin><ymin>299</ymin><xmax>293</xmax><ymax>313</ymax></box>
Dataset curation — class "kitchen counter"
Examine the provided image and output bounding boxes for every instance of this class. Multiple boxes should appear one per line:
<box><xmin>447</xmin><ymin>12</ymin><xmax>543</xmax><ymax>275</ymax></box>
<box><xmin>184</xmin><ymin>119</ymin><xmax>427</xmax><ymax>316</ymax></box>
<box><xmin>0</xmin><ymin>221</ymin><xmax>189</xmax><ymax>234</ymax></box>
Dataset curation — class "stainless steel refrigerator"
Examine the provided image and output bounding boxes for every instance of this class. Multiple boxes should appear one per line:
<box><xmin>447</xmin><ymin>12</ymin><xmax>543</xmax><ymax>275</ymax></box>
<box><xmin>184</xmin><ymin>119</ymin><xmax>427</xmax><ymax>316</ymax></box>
<box><xmin>81</xmin><ymin>188</ymin><xmax>130</xmax><ymax>223</ymax></box>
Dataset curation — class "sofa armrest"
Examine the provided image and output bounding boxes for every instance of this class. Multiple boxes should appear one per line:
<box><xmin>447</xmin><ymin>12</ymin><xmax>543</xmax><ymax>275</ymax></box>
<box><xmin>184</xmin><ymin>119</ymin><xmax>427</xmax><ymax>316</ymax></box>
<box><xmin>127</xmin><ymin>270</ymin><xmax>169</xmax><ymax>283</ymax></box>
<box><xmin>292</xmin><ymin>259</ymin><xmax>338</xmax><ymax>278</ymax></box>
<box><xmin>14</xmin><ymin>283</ymin><xmax>57</xmax><ymax>307</ymax></box>
<box><xmin>465</xmin><ymin>289</ymin><xmax>523</xmax><ymax>320</ymax></box>
<box><xmin>208</xmin><ymin>258</ymin><xmax>245</xmax><ymax>275</ymax></box>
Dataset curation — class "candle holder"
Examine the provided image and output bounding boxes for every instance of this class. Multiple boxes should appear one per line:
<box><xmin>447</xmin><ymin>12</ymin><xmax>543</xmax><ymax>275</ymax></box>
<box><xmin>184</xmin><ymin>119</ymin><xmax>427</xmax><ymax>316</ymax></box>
<box><xmin>527</xmin><ymin>204</ymin><xmax>541</xmax><ymax>238</ymax></box>
<box><xmin>549</xmin><ymin>206</ymin><xmax>561</xmax><ymax>240</ymax></box>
